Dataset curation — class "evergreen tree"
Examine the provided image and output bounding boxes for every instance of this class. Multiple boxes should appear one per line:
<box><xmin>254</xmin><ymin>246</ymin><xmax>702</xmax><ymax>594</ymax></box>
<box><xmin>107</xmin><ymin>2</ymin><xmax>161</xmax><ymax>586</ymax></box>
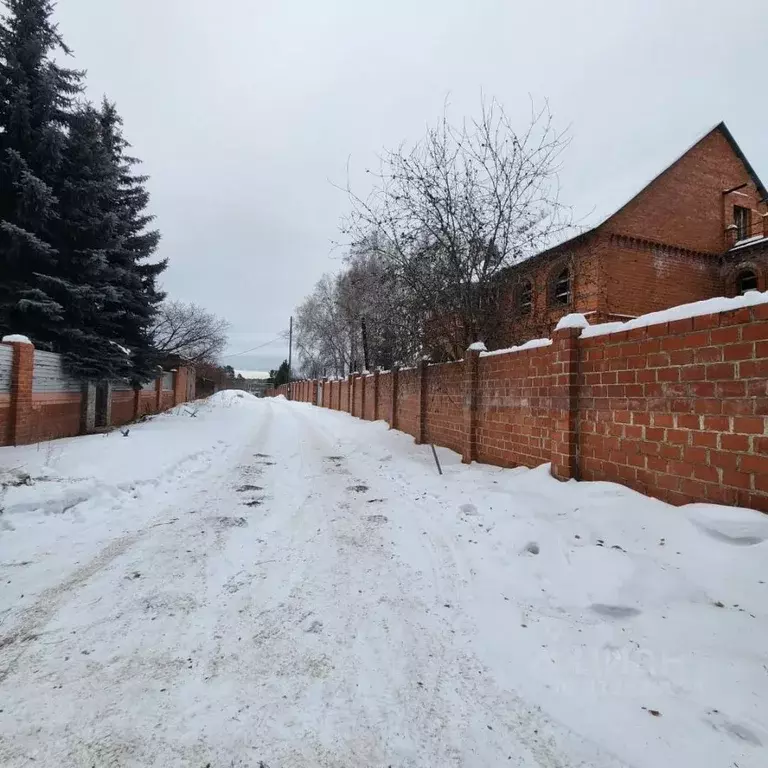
<box><xmin>0</xmin><ymin>0</ymin><xmax>83</xmax><ymax>341</ymax></box>
<box><xmin>42</xmin><ymin>104</ymin><xmax>129</xmax><ymax>378</ymax></box>
<box><xmin>98</xmin><ymin>99</ymin><xmax>166</xmax><ymax>383</ymax></box>
<box><xmin>271</xmin><ymin>360</ymin><xmax>291</xmax><ymax>387</ymax></box>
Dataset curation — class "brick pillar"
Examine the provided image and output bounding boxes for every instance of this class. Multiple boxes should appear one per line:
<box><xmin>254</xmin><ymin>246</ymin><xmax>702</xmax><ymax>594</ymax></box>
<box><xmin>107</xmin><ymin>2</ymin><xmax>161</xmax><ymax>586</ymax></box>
<box><xmin>373</xmin><ymin>369</ymin><xmax>380</xmax><ymax>420</ymax></box>
<box><xmin>416</xmin><ymin>359</ymin><xmax>428</xmax><ymax>445</ymax></box>
<box><xmin>550</xmin><ymin>327</ymin><xmax>581</xmax><ymax>481</ymax></box>
<box><xmin>8</xmin><ymin>340</ymin><xmax>34</xmax><ymax>446</ymax></box>
<box><xmin>390</xmin><ymin>366</ymin><xmax>399</xmax><ymax>430</ymax></box>
<box><xmin>173</xmin><ymin>367</ymin><xmax>188</xmax><ymax>406</ymax></box>
<box><xmin>360</xmin><ymin>374</ymin><xmax>367</xmax><ymax>420</ymax></box>
<box><xmin>132</xmin><ymin>387</ymin><xmax>141</xmax><ymax>421</ymax></box>
<box><xmin>155</xmin><ymin>376</ymin><xmax>163</xmax><ymax>411</ymax></box>
<box><xmin>321</xmin><ymin>378</ymin><xmax>327</xmax><ymax>407</ymax></box>
<box><xmin>462</xmin><ymin>347</ymin><xmax>481</xmax><ymax>464</ymax></box>
<box><xmin>348</xmin><ymin>374</ymin><xmax>354</xmax><ymax>414</ymax></box>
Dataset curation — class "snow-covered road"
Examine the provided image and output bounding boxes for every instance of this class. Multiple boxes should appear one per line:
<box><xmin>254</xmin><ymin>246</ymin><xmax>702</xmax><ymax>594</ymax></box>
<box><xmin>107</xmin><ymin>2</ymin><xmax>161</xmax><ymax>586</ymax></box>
<box><xmin>1</xmin><ymin>393</ymin><xmax>767</xmax><ymax>767</ymax></box>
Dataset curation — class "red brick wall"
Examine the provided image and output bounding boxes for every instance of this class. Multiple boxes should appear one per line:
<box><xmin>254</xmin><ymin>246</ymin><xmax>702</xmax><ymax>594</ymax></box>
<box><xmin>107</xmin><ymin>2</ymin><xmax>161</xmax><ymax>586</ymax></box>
<box><xmin>608</xmin><ymin>128</ymin><xmax>766</xmax><ymax>254</ymax></box>
<box><xmin>26</xmin><ymin>393</ymin><xmax>82</xmax><ymax>442</ymax></box>
<box><xmin>476</xmin><ymin>346</ymin><xmax>555</xmax><ymax>468</ymax></box>
<box><xmin>363</xmin><ymin>375</ymin><xmax>376</xmax><ymax>420</ymax></box>
<box><xmin>0</xmin><ymin>394</ymin><xmax>10</xmax><ymax>445</ymax></box>
<box><xmin>351</xmin><ymin>376</ymin><xmax>361</xmax><ymax>417</ymax></box>
<box><xmin>379</xmin><ymin>371</ymin><xmax>392</xmax><ymax>422</ymax></box>
<box><xmin>579</xmin><ymin>304</ymin><xmax>768</xmax><ymax>511</ymax></box>
<box><xmin>339</xmin><ymin>379</ymin><xmax>348</xmax><ymax>411</ymax></box>
<box><xmin>137</xmin><ymin>391</ymin><xmax>156</xmax><ymax>417</ymax></box>
<box><xmin>395</xmin><ymin>368</ymin><xmax>420</xmax><ymax>439</ymax></box>
<box><xmin>424</xmin><ymin>362</ymin><xmax>464</xmax><ymax>455</ymax></box>
<box><xmin>603</xmin><ymin>237</ymin><xmax>721</xmax><ymax>318</ymax></box>
<box><xmin>278</xmin><ymin>299</ymin><xmax>768</xmax><ymax>513</ymax></box>
<box><xmin>160</xmin><ymin>391</ymin><xmax>174</xmax><ymax>410</ymax></box>
<box><xmin>111</xmin><ymin>391</ymin><xmax>135</xmax><ymax>427</ymax></box>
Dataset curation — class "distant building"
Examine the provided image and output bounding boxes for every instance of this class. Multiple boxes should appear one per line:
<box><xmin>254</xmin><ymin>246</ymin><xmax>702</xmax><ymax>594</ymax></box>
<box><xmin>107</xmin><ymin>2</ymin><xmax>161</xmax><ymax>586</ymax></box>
<box><xmin>488</xmin><ymin>122</ymin><xmax>768</xmax><ymax>348</ymax></box>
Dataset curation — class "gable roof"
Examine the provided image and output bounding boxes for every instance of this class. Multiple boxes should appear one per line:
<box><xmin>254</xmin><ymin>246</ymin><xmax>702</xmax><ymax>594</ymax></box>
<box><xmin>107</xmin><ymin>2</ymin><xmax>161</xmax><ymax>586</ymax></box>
<box><xmin>599</xmin><ymin>122</ymin><xmax>768</xmax><ymax>227</ymax></box>
<box><xmin>501</xmin><ymin>121</ymin><xmax>767</xmax><ymax>281</ymax></box>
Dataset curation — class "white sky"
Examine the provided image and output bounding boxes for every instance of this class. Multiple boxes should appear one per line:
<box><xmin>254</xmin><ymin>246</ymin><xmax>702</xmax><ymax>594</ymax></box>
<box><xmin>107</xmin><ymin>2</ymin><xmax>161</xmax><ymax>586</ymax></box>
<box><xmin>56</xmin><ymin>0</ymin><xmax>768</xmax><ymax>371</ymax></box>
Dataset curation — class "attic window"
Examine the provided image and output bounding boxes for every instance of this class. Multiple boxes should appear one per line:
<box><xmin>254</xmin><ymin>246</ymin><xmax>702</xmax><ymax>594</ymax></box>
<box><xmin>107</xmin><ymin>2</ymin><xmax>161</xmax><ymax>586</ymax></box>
<box><xmin>552</xmin><ymin>267</ymin><xmax>571</xmax><ymax>305</ymax></box>
<box><xmin>737</xmin><ymin>269</ymin><xmax>758</xmax><ymax>295</ymax></box>
<box><xmin>734</xmin><ymin>206</ymin><xmax>751</xmax><ymax>241</ymax></box>
<box><xmin>518</xmin><ymin>280</ymin><xmax>533</xmax><ymax>315</ymax></box>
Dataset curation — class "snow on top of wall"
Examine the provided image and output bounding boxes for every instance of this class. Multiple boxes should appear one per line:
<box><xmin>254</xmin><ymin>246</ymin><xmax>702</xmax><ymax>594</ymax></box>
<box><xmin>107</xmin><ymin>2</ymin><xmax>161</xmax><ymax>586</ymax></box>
<box><xmin>555</xmin><ymin>313</ymin><xmax>590</xmax><ymax>331</ymax></box>
<box><xmin>479</xmin><ymin>338</ymin><xmax>553</xmax><ymax>357</ymax></box>
<box><xmin>581</xmin><ymin>290</ymin><xmax>768</xmax><ymax>339</ymax></box>
<box><xmin>2</xmin><ymin>334</ymin><xmax>32</xmax><ymax>344</ymax></box>
<box><xmin>467</xmin><ymin>342</ymin><xmax>488</xmax><ymax>352</ymax></box>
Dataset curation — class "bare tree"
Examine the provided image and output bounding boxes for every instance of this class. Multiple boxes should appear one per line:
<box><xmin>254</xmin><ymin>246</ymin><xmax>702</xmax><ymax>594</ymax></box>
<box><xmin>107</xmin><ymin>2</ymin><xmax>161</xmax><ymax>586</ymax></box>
<box><xmin>151</xmin><ymin>301</ymin><xmax>230</xmax><ymax>365</ymax></box>
<box><xmin>341</xmin><ymin>97</ymin><xmax>572</xmax><ymax>359</ymax></box>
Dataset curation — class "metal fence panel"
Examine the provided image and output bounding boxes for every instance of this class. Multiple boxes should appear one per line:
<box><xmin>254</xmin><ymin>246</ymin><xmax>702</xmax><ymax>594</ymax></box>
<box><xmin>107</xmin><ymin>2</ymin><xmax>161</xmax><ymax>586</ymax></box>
<box><xmin>32</xmin><ymin>351</ymin><xmax>82</xmax><ymax>393</ymax></box>
<box><xmin>0</xmin><ymin>345</ymin><xmax>11</xmax><ymax>393</ymax></box>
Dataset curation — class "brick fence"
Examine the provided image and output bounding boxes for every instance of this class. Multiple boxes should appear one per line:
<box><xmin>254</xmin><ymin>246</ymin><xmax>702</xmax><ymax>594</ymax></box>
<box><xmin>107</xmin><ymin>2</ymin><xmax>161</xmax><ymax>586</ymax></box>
<box><xmin>267</xmin><ymin>300</ymin><xmax>768</xmax><ymax>513</ymax></box>
<box><xmin>0</xmin><ymin>338</ymin><xmax>195</xmax><ymax>446</ymax></box>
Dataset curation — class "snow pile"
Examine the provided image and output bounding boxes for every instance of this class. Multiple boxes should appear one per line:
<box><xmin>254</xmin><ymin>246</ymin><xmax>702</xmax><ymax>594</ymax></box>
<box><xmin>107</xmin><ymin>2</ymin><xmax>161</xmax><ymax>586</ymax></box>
<box><xmin>2</xmin><ymin>333</ymin><xmax>32</xmax><ymax>344</ymax></box>
<box><xmin>480</xmin><ymin>338</ymin><xmax>552</xmax><ymax>357</ymax></box>
<box><xmin>555</xmin><ymin>312</ymin><xmax>590</xmax><ymax>330</ymax></box>
<box><xmin>205</xmin><ymin>389</ymin><xmax>259</xmax><ymax>407</ymax></box>
<box><xmin>467</xmin><ymin>341</ymin><xmax>487</xmax><ymax>352</ymax></box>
<box><xmin>582</xmin><ymin>289</ymin><xmax>768</xmax><ymax>338</ymax></box>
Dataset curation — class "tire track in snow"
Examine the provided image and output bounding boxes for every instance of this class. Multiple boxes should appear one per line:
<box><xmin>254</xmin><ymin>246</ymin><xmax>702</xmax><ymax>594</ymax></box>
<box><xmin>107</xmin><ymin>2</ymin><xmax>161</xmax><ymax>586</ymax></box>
<box><xmin>280</xmin><ymin>403</ymin><xmax>630</xmax><ymax>768</ymax></box>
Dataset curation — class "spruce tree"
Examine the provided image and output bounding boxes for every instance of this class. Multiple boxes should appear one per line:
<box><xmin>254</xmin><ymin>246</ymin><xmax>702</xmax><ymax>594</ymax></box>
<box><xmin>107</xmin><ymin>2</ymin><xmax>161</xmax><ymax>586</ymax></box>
<box><xmin>0</xmin><ymin>0</ymin><xmax>83</xmax><ymax>341</ymax></box>
<box><xmin>43</xmin><ymin>104</ymin><xmax>129</xmax><ymax>378</ymax></box>
<box><xmin>98</xmin><ymin>99</ymin><xmax>165</xmax><ymax>383</ymax></box>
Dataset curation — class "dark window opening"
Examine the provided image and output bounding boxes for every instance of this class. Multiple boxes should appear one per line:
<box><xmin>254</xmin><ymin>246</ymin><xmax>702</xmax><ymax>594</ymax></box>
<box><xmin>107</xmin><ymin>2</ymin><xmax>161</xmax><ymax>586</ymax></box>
<box><xmin>734</xmin><ymin>206</ymin><xmax>751</xmax><ymax>241</ymax></box>
<box><xmin>737</xmin><ymin>269</ymin><xmax>758</xmax><ymax>295</ymax></box>
<box><xmin>553</xmin><ymin>267</ymin><xmax>571</xmax><ymax>305</ymax></box>
<box><xmin>518</xmin><ymin>280</ymin><xmax>533</xmax><ymax>315</ymax></box>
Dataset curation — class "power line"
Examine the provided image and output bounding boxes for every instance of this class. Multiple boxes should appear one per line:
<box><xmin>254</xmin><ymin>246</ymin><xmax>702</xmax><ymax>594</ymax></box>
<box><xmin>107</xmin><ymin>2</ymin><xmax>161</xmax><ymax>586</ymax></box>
<box><xmin>221</xmin><ymin>332</ymin><xmax>287</xmax><ymax>359</ymax></box>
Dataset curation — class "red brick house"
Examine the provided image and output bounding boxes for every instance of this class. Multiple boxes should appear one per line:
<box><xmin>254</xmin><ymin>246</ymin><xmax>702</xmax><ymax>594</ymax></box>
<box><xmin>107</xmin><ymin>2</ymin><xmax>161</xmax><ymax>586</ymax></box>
<box><xmin>494</xmin><ymin>122</ymin><xmax>768</xmax><ymax>347</ymax></box>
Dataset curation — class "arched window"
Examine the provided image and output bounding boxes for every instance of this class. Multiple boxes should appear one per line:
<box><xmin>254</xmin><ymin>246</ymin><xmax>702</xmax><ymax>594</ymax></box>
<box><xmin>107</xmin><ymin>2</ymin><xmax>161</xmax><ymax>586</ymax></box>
<box><xmin>737</xmin><ymin>269</ymin><xmax>758</xmax><ymax>295</ymax></box>
<box><xmin>517</xmin><ymin>280</ymin><xmax>533</xmax><ymax>315</ymax></box>
<box><xmin>552</xmin><ymin>267</ymin><xmax>571</xmax><ymax>305</ymax></box>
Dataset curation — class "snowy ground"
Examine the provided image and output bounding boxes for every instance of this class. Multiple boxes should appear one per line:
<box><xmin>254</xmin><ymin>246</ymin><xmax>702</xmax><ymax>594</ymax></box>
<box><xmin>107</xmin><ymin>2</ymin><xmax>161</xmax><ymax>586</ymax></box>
<box><xmin>1</xmin><ymin>394</ymin><xmax>767</xmax><ymax>768</ymax></box>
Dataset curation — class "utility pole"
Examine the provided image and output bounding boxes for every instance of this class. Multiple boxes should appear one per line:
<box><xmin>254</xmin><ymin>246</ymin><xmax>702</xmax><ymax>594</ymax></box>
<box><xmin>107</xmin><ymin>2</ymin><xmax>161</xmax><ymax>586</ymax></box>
<box><xmin>288</xmin><ymin>315</ymin><xmax>293</xmax><ymax>400</ymax></box>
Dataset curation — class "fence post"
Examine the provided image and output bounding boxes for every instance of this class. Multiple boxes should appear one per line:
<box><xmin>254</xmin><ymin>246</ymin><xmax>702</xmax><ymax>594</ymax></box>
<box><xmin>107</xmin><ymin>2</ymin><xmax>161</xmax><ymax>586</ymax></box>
<box><xmin>81</xmin><ymin>381</ymin><xmax>97</xmax><ymax>434</ymax></box>
<box><xmin>173</xmin><ymin>367</ymin><xmax>188</xmax><ymax>406</ymax></box>
<box><xmin>390</xmin><ymin>365</ymin><xmax>399</xmax><ymax>430</ymax></box>
<box><xmin>550</xmin><ymin>326</ymin><xmax>580</xmax><ymax>481</ymax></box>
<box><xmin>416</xmin><ymin>359</ymin><xmax>428</xmax><ymax>445</ymax></box>
<box><xmin>462</xmin><ymin>347</ymin><xmax>481</xmax><ymax>464</ymax></box>
<box><xmin>155</xmin><ymin>375</ymin><xmax>163</xmax><ymax>412</ymax></box>
<box><xmin>373</xmin><ymin>369</ymin><xmax>380</xmax><ymax>420</ymax></box>
<box><xmin>7</xmin><ymin>339</ymin><xmax>34</xmax><ymax>446</ymax></box>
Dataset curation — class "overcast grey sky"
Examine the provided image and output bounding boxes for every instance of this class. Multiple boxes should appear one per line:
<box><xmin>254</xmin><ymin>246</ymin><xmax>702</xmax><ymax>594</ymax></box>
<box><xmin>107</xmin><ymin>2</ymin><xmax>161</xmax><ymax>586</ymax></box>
<box><xmin>57</xmin><ymin>0</ymin><xmax>767</xmax><ymax>373</ymax></box>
